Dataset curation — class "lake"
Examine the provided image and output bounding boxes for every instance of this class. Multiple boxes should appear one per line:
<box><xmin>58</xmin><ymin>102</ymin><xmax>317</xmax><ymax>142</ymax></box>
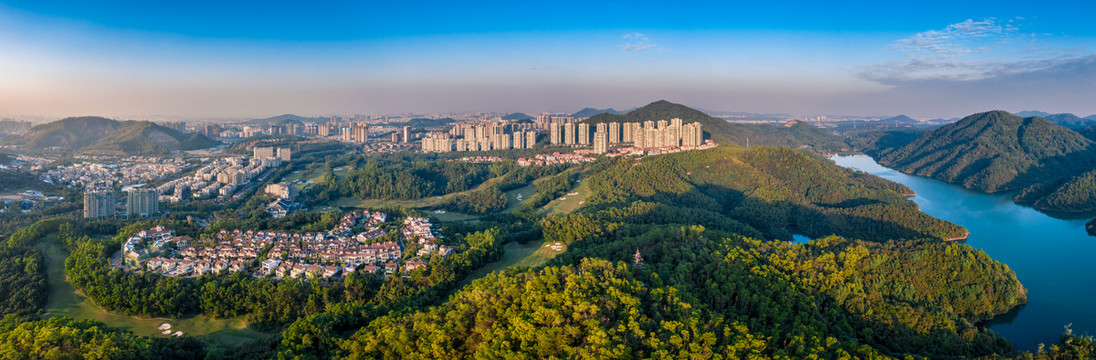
<box><xmin>831</xmin><ymin>155</ymin><xmax>1096</xmax><ymax>351</ymax></box>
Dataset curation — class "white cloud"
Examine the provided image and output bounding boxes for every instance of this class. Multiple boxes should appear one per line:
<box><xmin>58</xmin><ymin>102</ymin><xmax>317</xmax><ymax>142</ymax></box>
<box><xmin>891</xmin><ymin>18</ymin><xmax>1010</xmax><ymax>57</ymax></box>
<box><xmin>622</xmin><ymin>32</ymin><xmax>649</xmax><ymax>41</ymax></box>
<box><xmin>619</xmin><ymin>32</ymin><xmax>656</xmax><ymax>52</ymax></box>
<box><xmin>862</xmin><ymin>18</ymin><xmax>1086</xmax><ymax>83</ymax></box>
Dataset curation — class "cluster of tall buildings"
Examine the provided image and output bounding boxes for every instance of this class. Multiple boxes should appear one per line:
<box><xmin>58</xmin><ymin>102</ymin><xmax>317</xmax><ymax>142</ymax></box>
<box><xmin>158</xmin><ymin>156</ymin><xmax>281</xmax><ymax>202</ymax></box>
<box><xmin>535</xmin><ymin>114</ymin><xmax>578</xmax><ymax>130</ymax></box>
<box><xmin>336</xmin><ymin>123</ymin><xmax>370</xmax><ymax>143</ymax></box>
<box><xmin>159</xmin><ymin>121</ymin><xmax>187</xmax><ymax>133</ymax></box>
<box><xmin>550</xmin><ymin>118</ymin><xmax>703</xmax><ymax>153</ymax></box>
<box><xmin>84</xmin><ymin>188</ymin><xmax>160</xmax><ymax>218</ymax></box>
<box><xmin>421</xmin><ymin>122</ymin><xmax>537</xmax><ymax>153</ymax></box>
<box><xmin>253</xmin><ymin>147</ymin><xmax>292</xmax><ymax>162</ymax></box>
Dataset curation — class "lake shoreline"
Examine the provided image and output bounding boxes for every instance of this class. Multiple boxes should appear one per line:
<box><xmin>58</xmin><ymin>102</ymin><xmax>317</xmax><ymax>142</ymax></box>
<box><xmin>832</xmin><ymin>154</ymin><xmax>1096</xmax><ymax>352</ymax></box>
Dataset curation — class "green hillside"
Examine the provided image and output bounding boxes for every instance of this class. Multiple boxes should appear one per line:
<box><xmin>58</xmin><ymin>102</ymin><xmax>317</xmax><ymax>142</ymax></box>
<box><xmin>579</xmin><ymin>145</ymin><xmax>966</xmax><ymax>241</ymax></box>
<box><xmin>23</xmin><ymin>116</ymin><xmax>122</xmax><ymax>150</ymax></box>
<box><xmin>581</xmin><ymin>100</ymin><xmax>848</xmax><ymax>153</ymax></box>
<box><xmin>310</xmin><ymin>145</ymin><xmax>1024</xmax><ymax>359</ymax></box>
<box><xmin>874</xmin><ymin>110</ymin><xmax>1096</xmax><ymax>212</ymax></box>
<box><xmin>20</xmin><ymin>116</ymin><xmax>219</xmax><ymax>155</ymax></box>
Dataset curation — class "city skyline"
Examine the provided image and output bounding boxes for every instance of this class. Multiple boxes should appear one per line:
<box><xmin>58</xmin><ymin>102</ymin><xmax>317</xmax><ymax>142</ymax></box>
<box><xmin>1</xmin><ymin>1</ymin><xmax>1095</xmax><ymax>119</ymax></box>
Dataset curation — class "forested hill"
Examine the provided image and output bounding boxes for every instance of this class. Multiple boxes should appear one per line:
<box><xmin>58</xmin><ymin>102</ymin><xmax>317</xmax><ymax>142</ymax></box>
<box><xmin>575</xmin><ymin>145</ymin><xmax>967</xmax><ymax>242</ymax></box>
<box><xmin>19</xmin><ymin>116</ymin><xmax>219</xmax><ymax>155</ymax></box>
<box><xmin>581</xmin><ymin>100</ymin><xmax>849</xmax><ymax>153</ymax></box>
<box><xmin>876</xmin><ymin>110</ymin><xmax>1096</xmax><ymax>212</ymax></box>
<box><xmin>571</xmin><ymin>107</ymin><xmax>625</xmax><ymax>117</ymax></box>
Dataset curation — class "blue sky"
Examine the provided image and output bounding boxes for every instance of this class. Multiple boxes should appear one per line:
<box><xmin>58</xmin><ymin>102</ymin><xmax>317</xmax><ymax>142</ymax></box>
<box><xmin>1</xmin><ymin>1</ymin><xmax>1094</xmax><ymax>118</ymax></box>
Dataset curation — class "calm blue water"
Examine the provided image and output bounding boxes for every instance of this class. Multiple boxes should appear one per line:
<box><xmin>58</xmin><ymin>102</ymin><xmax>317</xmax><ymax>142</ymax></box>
<box><xmin>831</xmin><ymin>155</ymin><xmax>1096</xmax><ymax>351</ymax></box>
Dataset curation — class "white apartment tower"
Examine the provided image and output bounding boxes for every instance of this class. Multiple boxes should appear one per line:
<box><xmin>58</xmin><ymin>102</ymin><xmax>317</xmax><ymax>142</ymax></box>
<box><xmin>593</xmin><ymin>131</ymin><xmax>608</xmax><ymax>154</ymax></box>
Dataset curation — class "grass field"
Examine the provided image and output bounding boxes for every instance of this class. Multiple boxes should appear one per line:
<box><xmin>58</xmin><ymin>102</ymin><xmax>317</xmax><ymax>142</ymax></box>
<box><xmin>502</xmin><ymin>182</ymin><xmax>538</xmax><ymax>212</ymax></box>
<box><xmin>283</xmin><ymin>166</ymin><xmax>349</xmax><ymax>191</ymax></box>
<box><xmin>543</xmin><ymin>177</ymin><xmax>590</xmax><ymax>214</ymax></box>
<box><xmin>460</xmin><ymin>241</ymin><xmax>565</xmax><ymax>286</ymax></box>
<box><xmin>38</xmin><ymin>237</ymin><xmax>263</xmax><ymax>343</ymax></box>
<box><xmin>329</xmin><ymin>172</ymin><xmax>543</xmax><ymax>217</ymax></box>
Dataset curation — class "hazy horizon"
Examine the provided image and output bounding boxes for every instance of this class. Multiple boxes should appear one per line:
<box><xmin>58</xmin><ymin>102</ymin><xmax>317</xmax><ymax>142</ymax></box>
<box><xmin>2</xmin><ymin>1</ymin><xmax>1094</xmax><ymax>119</ymax></box>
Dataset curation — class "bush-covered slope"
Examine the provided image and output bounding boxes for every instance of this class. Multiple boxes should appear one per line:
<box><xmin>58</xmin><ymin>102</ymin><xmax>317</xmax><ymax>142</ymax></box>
<box><xmin>341</xmin><ymin>229</ymin><xmax>1026</xmax><ymax>359</ymax></box>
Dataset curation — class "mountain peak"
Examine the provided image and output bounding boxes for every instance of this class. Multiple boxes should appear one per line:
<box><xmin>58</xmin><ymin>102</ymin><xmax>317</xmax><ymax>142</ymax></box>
<box><xmin>879</xmin><ymin>109</ymin><xmax>1095</xmax><ymax>193</ymax></box>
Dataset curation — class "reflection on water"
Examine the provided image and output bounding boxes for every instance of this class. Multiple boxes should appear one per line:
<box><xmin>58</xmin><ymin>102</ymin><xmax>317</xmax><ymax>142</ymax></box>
<box><xmin>832</xmin><ymin>155</ymin><xmax>1096</xmax><ymax>351</ymax></box>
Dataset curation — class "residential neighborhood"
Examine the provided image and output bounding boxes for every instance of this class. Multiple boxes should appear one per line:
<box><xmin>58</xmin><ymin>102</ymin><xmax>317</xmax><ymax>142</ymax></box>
<box><xmin>116</xmin><ymin>210</ymin><xmax>451</xmax><ymax>281</ymax></box>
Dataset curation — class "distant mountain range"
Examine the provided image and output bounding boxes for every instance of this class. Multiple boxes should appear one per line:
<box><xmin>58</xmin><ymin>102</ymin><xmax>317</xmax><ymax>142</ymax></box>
<box><xmin>884</xmin><ymin>115</ymin><xmax>918</xmax><ymax>124</ymax></box>
<box><xmin>19</xmin><ymin>116</ymin><xmax>219</xmax><ymax>155</ymax></box>
<box><xmin>1015</xmin><ymin>111</ymin><xmax>1096</xmax><ymax>128</ymax></box>
<box><xmin>571</xmin><ymin>108</ymin><xmax>627</xmax><ymax>118</ymax></box>
<box><xmin>249</xmin><ymin>114</ymin><xmax>327</xmax><ymax>125</ymax></box>
<box><xmin>390</xmin><ymin>118</ymin><xmax>455</xmax><ymax>128</ymax></box>
<box><xmin>579</xmin><ymin>100</ymin><xmax>849</xmax><ymax>153</ymax></box>
<box><xmin>873</xmin><ymin>110</ymin><xmax>1096</xmax><ymax>212</ymax></box>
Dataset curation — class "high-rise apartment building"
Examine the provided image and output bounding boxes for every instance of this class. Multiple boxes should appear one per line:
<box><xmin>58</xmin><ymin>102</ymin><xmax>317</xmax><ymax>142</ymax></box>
<box><xmin>253</xmin><ymin>147</ymin><xmax>275</xmax><ymax>159</ymax></box>
<box><xmin>608</xmin><ymin>122</ymin><xmax>620</xmax><ymax>143</ymax></box>
<box><xmin>353</xmin><ymin>124</ymin><xmax>369</xmax><ymax>143</ymax></box>
<box><xmin>403</xmin><ymin>126</ymin><xmax>412</xmax><ymax>143</ymax></box>
<box><xmin>492</xmin><ymin>133</ymin><xmax>511</xmax><ymax>150</ymax></box>
<box><xmin>84</xmin><ymin>190</ymin><xmax>115</xmax><ymax>219</ymax></box>
<box><xmin>204</xmin><ymin>124</ymin><xmax>221</xmax><ymax>137</ymax></box>
<box><xmin>593</xmin><ymin>131</ymin><xmax>608</xmax><ymax>154</ymax></box>
<box><xmin>126</xmin><ymin>189</ymin><xmax>159</xmax><ymax>217</ymax></box>
<box><xmin>563</xmin><ymin>123</ymin><xmax>576</xmax><ymax>145</ymax></box>
<box><xmin>550</xmin><ymin>123</ymin><xmax>562</xmax><ymax>145</ymax></box>
<box><xmin>512</xmin><ymin>132</ymin><xmax>525</xmax><ymax>149</ymax></box>
<box><xmin>682</xmin><ymin>122</ymin><xmax>704</xmax><ymax>146</ymax></box>
<box><xmin>526</xmin><ymin>131</ymin><xmax>537</xmax><ymax>148</ymax></box>
<box><xmin>577</xmin><ymin>123</ymin><xmax>590</xmax><ymax>145</ymax></box>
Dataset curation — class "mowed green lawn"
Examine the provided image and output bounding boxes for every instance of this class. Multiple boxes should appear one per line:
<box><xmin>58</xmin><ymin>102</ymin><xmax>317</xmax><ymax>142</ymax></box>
<box><xmin>38</xmin><ymin>236</ymin><xmax>263</xmax><ymax>344</ymax></box>
<box><xmin>284</xmin><ymin>166</ymin><xmax>349</xmax><ymax>192</ymax></box>
<box><xmin>460</xmin><ymin>241</ymin><xmax>566</xmax><ymax>286</ymax></box>
<box><xmin>543</xmin><ymin>177</ymin><xmax>590</xmax><ymax>214</ymax></box>
<box><xmin>331</xmin><ymin>171</ymin><xmax>542</xmax><ymax>217</ymax></box>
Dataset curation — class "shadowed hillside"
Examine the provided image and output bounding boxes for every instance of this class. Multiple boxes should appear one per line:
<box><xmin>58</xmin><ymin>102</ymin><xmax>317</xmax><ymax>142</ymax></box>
<box><xmin>20</xmin><ymin>116</ymin><xmax>219</xmax><ymax>155</ymax></box>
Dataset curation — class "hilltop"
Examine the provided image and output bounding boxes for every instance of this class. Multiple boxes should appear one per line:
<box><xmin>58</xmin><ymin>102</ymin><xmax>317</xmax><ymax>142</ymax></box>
<box><xmin>884</xmin><ymin>115</ymin><xmax>919</xmax><ymax>124</ymax></box>
<box><xmin>501</xmin><ymin>113</ymin><xmax>532</xmax><ymax>120</ymax></box>
<box><xmin>390</xmin><ymin>117</ymin><xmax>455</xmax><ymax>128</ymax></box>
<box><xmin>20</xmin><ymin>116</ymin><xmax>219</xmax><ymax>155</ymax></box>
<box><xmin>581</xmin><ymin>100</ymin><xmax>848</xmax><ymax>152</ymax></box>
<box><xmin>571</xmin><ymin>107</ymin><xmax>626</xmax><ymax>118</ymax></box>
